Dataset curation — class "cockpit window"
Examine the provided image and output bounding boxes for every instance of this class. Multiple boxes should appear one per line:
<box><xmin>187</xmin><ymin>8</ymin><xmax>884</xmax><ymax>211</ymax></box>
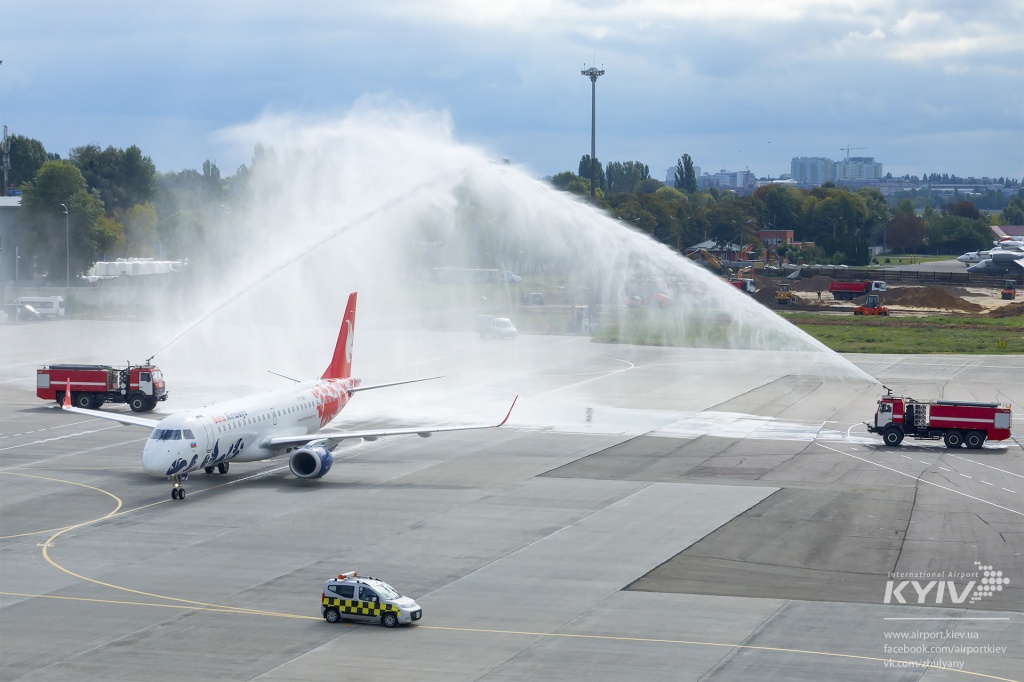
<box><xmin>149</xmin><ymin>429</ymin><xmax>183</xmax><ymax>440</ymax></box>
<box><xmin>183</xmin><ymin>429</ymin><xmax>195</xmax><ymax>439</ymax></box>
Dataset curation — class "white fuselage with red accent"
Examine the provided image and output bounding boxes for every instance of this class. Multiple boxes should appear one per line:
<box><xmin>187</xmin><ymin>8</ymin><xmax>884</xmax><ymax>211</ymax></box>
<box><xmin>142</xmin><ymin>377</ymin><xmax>359</xmax><ymax>478</ymax></box>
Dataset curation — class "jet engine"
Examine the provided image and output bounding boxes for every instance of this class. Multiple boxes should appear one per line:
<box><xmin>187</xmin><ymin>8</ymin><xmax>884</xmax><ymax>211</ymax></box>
<box><xmin>990</xmin><ymin>251</ymin><xmax>1024</xmax><ymax>264</ymax></box>
<box><xmin>288</xmin><ymin>445</ymin><xmax>334</xmax><ymax>479</ymax></box>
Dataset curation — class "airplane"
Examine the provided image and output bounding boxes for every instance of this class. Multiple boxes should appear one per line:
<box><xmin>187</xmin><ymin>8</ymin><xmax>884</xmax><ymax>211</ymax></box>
<box><xmin>967</xmin><ymin>251</ymin><xmax>1024</xmax><ymax>275</ymax></box>
<box><xmin>58</xmin><ymin>292</ymin><xmax>517</xmax><ymax>500</ymax></box>
<box><xmin>956</xmin><ymin>251</ymin><xmax>986</xmax><ymax>265</ymax></box>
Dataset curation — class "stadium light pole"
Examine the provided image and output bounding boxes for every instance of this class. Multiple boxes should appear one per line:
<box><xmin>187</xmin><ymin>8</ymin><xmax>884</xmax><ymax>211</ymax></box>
<box><xmin>580</xmin><ymin>65</ymin><xmax>604</xmax><ymax>203</ymax></box>
<box><xmin>60</xmin><ymin>203</ymin><xmax>69</xmax><ymax>288</ymax></box>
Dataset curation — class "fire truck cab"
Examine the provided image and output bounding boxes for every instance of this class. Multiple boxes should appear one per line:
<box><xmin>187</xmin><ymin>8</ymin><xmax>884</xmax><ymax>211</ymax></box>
<box><xmin>867</xmin><ymin>387</ymin><xmax>1012</xmax><ymax>449</ymax></box>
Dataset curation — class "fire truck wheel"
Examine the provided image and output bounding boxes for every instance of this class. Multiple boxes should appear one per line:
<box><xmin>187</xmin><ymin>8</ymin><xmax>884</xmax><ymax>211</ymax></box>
<box><xmin>882</xmin><ymin>427</ymin><xmax>904</xmax><ymax>447</ymax></box>
<box><xmin>965</xmin><ymin>431</ymin><xmax>985</xmax><ymax>449</ymax></box>
<box><xmin>128</xmin><ymin>393</ymin><xmax>148</xmax><ymax>412</ymax></box>
<box><xmin>943</xmin><ymin>431</ymin><xmax>964</xmax><ymax>449</ymax></box>
<box><xmin>74</xmin><ymin>393</ymin><xmax>96</xmax><ymax>409</ymax></box>
<box><xmin>55</xmin><ymin>392</ymin><xmax>65</xmax><ymax>405</ymax></box>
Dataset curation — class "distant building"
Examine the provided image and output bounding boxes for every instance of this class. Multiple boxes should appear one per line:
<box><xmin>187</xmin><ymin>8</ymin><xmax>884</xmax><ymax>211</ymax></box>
<box><xmin>835</xmin><ymin>156</ymin><xmax>883</xmax><ymax>181</ymax></box>
<box><xmin>710</xmin><ymin>169</ymin><xmax>755</xmax><ymax>191</ymax></box>
<box><xmin>791</xmin><ymin>157</ymin><xmax>834</xmax><ymax>185</ymax></box>
<box><xmin>757</xmin><ymin>230</ymin><xmax>795</xmax><ymax>247</ymax></box>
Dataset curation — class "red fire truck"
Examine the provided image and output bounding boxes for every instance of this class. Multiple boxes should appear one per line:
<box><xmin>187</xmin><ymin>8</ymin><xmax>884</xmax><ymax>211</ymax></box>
<box><xmin>866</xmin><ymin>387</ymin><xmax>1012</xmax><ymax>448</ymax></box>
<box><xmin>37</xmin><ymin>363</ymin><xmax>168</xmax><ymax>412</ymax></box>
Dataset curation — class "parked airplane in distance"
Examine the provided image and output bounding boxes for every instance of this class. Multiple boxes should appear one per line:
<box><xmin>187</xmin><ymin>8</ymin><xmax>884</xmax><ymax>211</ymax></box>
<box><xmin>967</xmin><ymin>251</ymin><xmax>1024</xmax><ymax>275</ymax></box>
<box><xmin>59</xmin><ymin>292</ymin><xmax>516</xmax><ymax>500</ymax></box>
<box><xmin>956</xmin><ymin>251</ymin><xmax>986</xmax><ymax>265</ymax></box>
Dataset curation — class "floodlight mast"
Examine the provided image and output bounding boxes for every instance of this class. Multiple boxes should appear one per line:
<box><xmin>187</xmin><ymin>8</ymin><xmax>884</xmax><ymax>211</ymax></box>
<box><xmin>581</xmin><ymin>65</ymin><xmax>604</xmax><ymax>203</ymax></box>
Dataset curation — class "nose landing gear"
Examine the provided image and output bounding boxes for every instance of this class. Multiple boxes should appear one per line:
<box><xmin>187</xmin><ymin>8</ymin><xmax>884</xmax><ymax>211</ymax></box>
<box><xmin>170</xmin><ymin>474</ymin><xmax>187</xmax><ymax>500</ymax></box>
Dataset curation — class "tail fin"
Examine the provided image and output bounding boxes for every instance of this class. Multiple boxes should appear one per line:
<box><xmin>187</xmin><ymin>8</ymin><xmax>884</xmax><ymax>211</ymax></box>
<box><xmin>322</xmin><ymin>292</ymin><xmax>357</xmax><ymax>380</ymax></box>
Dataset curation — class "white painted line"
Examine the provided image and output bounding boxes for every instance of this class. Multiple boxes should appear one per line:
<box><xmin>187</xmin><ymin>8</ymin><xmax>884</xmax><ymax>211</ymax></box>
<box><xmin>1003</xmin><ymin>488</ymin><xmax>1016</xmax><ymax>493</ymax></box>
<box><xmin>814</xmin><ymin>443</ymin><xmax>1023</xmax><ymax>516</ymax></box>
<box><xmin>959</xmin><ymin>474</ymin><xmax>972</xmax><ymax>479</ymax></box>
<box><xmin>981</xmin><ymin>481</ymin><xmax>994</xmax><ymax>486</ymax></box>
<box><xmin>918</xmin><ymin>460</ymin><xmax>930</xmax><ymax>465</ymax></box>
<box><xmin>900</xmin><ymin>455</ymin><xmax>912</xmax><ymax>460</ymax></box>
<box><xmin>939</xmin><ymin>467</ymin><xmax>951</xmax><ymax>472</ymax></box>
<box><xmin>945</xmin><ymin>452</ymin><xmax>1024</xmax><ymax>479</ymax></box>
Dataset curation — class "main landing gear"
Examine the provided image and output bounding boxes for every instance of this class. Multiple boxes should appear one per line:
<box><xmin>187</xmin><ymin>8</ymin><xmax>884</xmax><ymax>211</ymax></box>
<box><xmin>204</xmin><ymin>462</ymin><xmax>230</xmax><ymax>475</ymax></box>
<box><xmin>171</xmin><ymin>474</ymin><xmax>187</xmax><ymax>500</ymax></box>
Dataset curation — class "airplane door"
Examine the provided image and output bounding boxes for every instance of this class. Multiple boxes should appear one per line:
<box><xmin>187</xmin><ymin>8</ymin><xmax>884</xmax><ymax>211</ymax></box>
<box><xmin>196</xmin><ymin>415</ymin><xmax>216</xmax><ymax>456</ymax></box>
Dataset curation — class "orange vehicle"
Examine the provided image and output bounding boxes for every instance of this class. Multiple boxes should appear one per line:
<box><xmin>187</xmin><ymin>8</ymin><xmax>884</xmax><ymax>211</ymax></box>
<box><xmin>853</xmin><ymin>293</ymin><xmax>888</xmax><ymax>316</ymax></box>
<box><xmin>1001</xmin><ymin>280</ymin><xmax>1017</xmax><ymax>300</ymax></box>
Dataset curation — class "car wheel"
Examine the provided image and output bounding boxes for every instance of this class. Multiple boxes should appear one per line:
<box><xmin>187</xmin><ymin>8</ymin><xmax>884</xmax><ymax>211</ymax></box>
<box><xmin>944</xmin><ymin>431</ymin><xmax>964</xmax><ymax>449</ymax></box>
<box><xmin>964</xmin><ymin>431</ymin><xmax>985</xmax><ymax>449</ymax></box>
<box><xmin>883</xmin><ymin>427</ymin><xmax>904</xmax><ymax>447</ymax></box>
<box><xmin>325</xmin><ymin>608</ymin><xmax>340</xmax><ymax>624</ymax></box>
<box><xmin>381</xmin><ymin>612</ymin><xmax>398</xmax><ymax>628</ymax></box>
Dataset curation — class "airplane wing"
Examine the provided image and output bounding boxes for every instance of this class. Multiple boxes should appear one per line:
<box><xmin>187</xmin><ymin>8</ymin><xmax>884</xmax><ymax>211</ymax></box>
<box><xmin>56</xmin><ymin>403</ymin><xmax>162</xmax><ymax>428</ymax></box>
<box><xmin>261</xmin><ymin>395</ymin><xmax>518</xmax><ymax>449</ymax></box>
<box><xmin>55</xmin><ymin>380</ymin><xmax>162</xmax><ymax>428</ymax></box>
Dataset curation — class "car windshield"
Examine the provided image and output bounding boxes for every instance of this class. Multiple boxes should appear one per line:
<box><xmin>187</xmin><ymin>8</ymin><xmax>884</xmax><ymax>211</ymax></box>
<box><xmin>372</xmin><ymin>582</ymin><xmax>401</xmax><ymax>600</ymax></box>
<box><xmin>495</xmin><ymin>319</ymin><xmax>512</xmax><ymax>328</ymax></box>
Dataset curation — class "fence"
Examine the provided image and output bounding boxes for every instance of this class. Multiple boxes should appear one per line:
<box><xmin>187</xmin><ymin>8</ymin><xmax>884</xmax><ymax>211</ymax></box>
<box><xmin>796</xmin><ymin>267</ymin><xmax>1022</xmax><ymax>288</ymax></box>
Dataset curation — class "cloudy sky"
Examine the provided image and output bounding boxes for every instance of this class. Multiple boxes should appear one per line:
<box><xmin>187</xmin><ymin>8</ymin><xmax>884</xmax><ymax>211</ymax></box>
<box><xmin>2</xmin><ymin>0</ymin><xmax>1022</xmax><ymax>181</ymax></box>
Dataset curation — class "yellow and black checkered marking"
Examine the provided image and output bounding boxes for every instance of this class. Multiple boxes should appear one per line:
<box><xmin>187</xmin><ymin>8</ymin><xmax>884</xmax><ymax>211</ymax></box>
<box><xmin>322</xmin><ymin>597</ymin><xmax>399</xmax><ymax>617</ymax></box>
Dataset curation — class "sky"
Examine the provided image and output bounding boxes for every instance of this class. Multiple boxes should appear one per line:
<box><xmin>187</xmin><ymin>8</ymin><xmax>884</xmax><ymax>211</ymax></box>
<box><xmin>2</xmin><ymin>0</ymin><xmax>1022</xmax><ymax>182</ymax></box>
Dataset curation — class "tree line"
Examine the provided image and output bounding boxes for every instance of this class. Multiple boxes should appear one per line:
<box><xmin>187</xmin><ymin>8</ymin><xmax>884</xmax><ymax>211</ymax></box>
<box><xmin>5</xmin><ymin>131</ymin><xmax>1019</xmax><ymax>281</ymax></box>
<box><xmin>547</xmin><ymin>154</ymin><xmax>1021</xmax><ymax>265</ymax></box>
<box><xmin>6</xmin><ymin>134</ymin><xmax>272</xmax><ymax>281</ymax></box>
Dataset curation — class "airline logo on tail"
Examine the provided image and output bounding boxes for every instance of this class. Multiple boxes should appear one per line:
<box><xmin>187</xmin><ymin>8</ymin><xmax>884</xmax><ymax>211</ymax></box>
<box><xmin>322</xmin><ymin>292</ymin><xmax>357</xmax><ymax>380</ymax></box>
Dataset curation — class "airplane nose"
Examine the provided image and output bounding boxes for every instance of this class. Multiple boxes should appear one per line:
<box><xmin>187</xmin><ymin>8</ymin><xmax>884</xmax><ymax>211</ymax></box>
<box><xmin>142</xmin><ymin>443</ymin><xmax>169</xmax><ymax>477</ymax></box>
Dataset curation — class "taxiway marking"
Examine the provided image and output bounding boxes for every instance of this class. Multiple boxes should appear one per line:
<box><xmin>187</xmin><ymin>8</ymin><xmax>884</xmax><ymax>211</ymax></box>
<box><xmin>0</xmin><ymin>592</ymin><xmax>1014</xmax><ymax>681</ymax></box>
<box><xmin>815</xmin><ymin>443</ymin><xmax>1023</xmax><ymax>516</ymax></box>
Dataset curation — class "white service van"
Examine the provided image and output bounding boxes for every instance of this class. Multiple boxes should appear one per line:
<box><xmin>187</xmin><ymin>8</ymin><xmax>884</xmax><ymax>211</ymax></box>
<box><xmin>14</xmin><ymin>296</ymin><xmax>65</xmax><ymax>318</ymax></box>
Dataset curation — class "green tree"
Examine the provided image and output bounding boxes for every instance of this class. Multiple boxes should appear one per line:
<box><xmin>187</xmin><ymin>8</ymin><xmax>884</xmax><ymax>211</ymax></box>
<box><xmin>674</xmin><ymin>154</ymin><xmax>697</xmax><ymax>192</ymax></box>
<box><xmin>753</xmin><ymin>183</ymin><xmax>802</xmax><ymax>233</ymax></box>
<box><xmin>925</xmin><ymin>215</ymin><xmax>990</xmax><ymax>253</ymax></box>
<box><xmin>123</xmin><ymin>203</ymin><xmax>159</xmax><ymax>256</ymax></box>
<box><xmin>6</xmin><ymin>134</ymin><xmax>52</xmax><ymax>189</ymax></box>
<box><xmin>578</xmin><ymin>154</ymin><xmax>605</xmax><ymax>190</ymax></box>
<box><xmin>1001</xmin><ymin>196</ymin><xmax>1024</xmax><ymax>225</ymax></box>
<box><xmin>19</xmin><ymin>160</ymin><xmax>113</xmax><ymax>280</ymax></box>
<box><xmin>70</xmin><ymin>144</ymin><xmax>157</xmax><ymax>217</ymax></box>
<box><xmin>550</xmin><ymin>171</ymin><xmax>595</xmax><ymax>197</ymax></box>
<box><xmin>605</xmin><ymin>161</ymin><xmax>650</xmax><ymax>194</ymax></box>
<box><xmin>885</xmin><ymin>213</ymin><xmax>925</xmax><ymax>252</ymax></box>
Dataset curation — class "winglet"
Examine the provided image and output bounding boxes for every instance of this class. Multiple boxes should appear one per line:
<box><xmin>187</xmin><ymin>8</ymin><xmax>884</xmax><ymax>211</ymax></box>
<box><xmin>496</xmin><ymin>395</ymin><xmax>518</xmax><ymax>427</ymax></box>
<box><xmin>63</xmin><ymin>380</ymin><xmax>72</xmax><ymax>409</ymax></box>
<box><xmin>322</xmin><ymin>292</ymin><xmax>357</xmax><ymax>380</ymax></box>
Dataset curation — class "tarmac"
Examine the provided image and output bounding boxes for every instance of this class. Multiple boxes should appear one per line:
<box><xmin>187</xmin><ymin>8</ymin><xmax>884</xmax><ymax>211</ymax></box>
<box><xmin>1</xmin><ymin>320</ymin><xmax>1022</xmax><ymax>681</ymax></box>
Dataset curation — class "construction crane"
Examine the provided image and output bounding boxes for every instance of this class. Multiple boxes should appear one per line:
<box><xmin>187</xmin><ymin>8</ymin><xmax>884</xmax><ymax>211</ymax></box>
<box><xmin>840</xmin><ymin>145</ymin><xmax>867</xmax><ymax>161</ymax></box>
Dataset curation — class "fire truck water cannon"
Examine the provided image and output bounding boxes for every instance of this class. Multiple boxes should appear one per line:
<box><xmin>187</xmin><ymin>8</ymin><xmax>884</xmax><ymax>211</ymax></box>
<box><xmin>865</xmin><ymin>386</ymin><xmax>1012</xmax><ymax>449</ymax></box>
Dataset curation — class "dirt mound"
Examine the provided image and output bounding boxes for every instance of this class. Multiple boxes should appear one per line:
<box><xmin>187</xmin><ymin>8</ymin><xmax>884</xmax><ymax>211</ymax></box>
<box><xmin>791</xmin><ymin>274</ymin><xmax>834</xmax><ymax>293</ymax></box>
<box><xmin>881</xmin><ymin>287</ymin><xmax>982</xmax><ymax>312</ymax></box>
<box><xmin>985</xmin><ymin>302</ymin><xmax>1024</xmax><ymax>318</ymax></box>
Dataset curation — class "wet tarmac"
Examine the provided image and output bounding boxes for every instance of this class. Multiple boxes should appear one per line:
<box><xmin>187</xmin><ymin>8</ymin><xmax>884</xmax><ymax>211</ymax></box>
<box><xmin>2</xmin><ymin>320</ymin><xmax>1021</xmax><ymax>681</ymax></box>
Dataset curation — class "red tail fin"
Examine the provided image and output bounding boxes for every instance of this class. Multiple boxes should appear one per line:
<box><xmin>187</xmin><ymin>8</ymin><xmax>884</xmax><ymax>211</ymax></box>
<box><xmin>322</xmin><ymin>293</ymin><xmax>357</xmax><ymax>380</ymax></box>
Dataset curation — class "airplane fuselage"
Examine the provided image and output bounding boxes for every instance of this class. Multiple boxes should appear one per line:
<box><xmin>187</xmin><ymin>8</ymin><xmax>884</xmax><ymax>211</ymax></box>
<box><xmin>142</xmin><ymin>377</ymin><xmax>359</xmax><ymax>478</ymax></box>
